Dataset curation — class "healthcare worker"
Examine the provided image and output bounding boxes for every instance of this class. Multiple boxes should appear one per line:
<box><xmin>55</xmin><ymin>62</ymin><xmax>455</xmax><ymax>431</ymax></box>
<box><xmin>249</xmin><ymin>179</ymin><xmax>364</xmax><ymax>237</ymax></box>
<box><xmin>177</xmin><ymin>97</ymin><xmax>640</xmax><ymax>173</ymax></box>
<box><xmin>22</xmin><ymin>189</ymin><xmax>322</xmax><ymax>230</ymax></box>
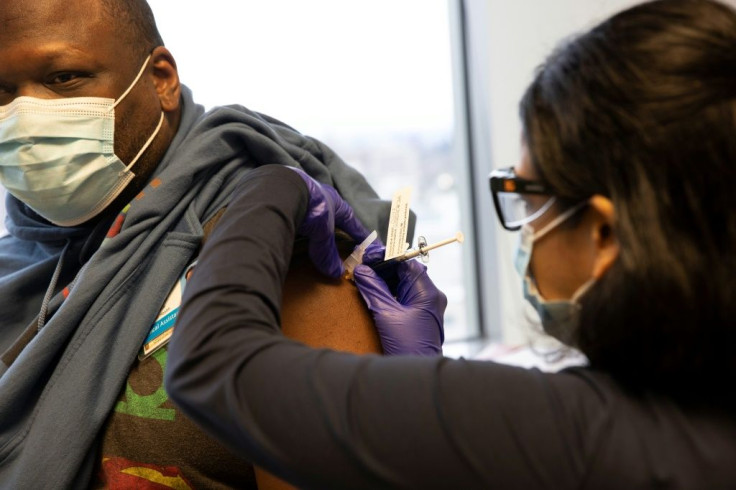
<box><xmin>166</xmin><ymin>0</ymin><xmax>736</xmax><ymax>488</ymax></box>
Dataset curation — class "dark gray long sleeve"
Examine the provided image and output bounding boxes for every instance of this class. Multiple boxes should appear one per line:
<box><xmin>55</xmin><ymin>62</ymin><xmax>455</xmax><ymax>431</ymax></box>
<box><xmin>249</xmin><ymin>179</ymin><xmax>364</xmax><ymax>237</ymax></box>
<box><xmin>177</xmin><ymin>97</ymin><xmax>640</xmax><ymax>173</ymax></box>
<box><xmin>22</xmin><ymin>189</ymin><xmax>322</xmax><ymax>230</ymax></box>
<box><xmin>166</xmin><ymin>164</ymin><xmax>736</xmax><ymax>490</ymax></box>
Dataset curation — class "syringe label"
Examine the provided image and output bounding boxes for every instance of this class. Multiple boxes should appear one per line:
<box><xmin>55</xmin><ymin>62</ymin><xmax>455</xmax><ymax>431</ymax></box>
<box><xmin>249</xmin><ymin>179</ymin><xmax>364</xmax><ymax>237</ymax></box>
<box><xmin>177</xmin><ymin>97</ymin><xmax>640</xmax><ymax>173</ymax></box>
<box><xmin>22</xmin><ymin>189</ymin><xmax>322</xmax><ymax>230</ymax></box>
<box><xmin>385</xmin><ymin>187</ymin><xmax>412</xmax><ymax>260</ymax></box>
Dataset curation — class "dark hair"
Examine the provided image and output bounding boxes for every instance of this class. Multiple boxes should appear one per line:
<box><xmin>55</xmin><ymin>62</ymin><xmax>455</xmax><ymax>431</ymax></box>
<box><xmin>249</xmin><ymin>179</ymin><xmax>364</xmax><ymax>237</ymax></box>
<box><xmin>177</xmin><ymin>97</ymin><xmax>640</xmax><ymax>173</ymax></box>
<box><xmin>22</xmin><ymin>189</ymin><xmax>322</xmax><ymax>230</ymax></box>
<box><xmin>520</xmin><ymin>0</ymin><xmax>736</xmax><ymax>395</ymax></box>
<box><xmin>100</xmin><ymin>0</ymin><xmax>164</xmax><ymax>57</ymax></box>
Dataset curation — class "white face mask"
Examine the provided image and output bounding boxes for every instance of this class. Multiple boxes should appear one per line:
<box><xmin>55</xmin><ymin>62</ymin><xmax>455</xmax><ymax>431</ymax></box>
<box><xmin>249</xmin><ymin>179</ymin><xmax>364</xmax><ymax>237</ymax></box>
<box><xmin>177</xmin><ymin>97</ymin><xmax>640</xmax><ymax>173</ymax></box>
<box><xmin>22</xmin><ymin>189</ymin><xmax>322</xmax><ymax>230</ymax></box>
<box><xmin>0</xmin><ymin>54</ymin><xmax>164</xmax><ymax>227</ymax></box>
<box><xmin>514</xmin><ymin>199</ymin><xmax>594</xmax><ymax>345</ymax></box>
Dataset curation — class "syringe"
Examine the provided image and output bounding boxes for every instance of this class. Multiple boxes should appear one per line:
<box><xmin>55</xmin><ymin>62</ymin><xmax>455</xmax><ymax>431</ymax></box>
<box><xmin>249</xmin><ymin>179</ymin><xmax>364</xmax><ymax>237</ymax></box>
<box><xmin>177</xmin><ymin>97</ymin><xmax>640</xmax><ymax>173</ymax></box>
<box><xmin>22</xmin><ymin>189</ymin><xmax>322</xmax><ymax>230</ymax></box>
<box><xmin>343</xmin><ymin>230</ymin><xmax>378</xmax><ymax>279</ymax></box>
<box><xmin>371</xmin><ymin>231</ymin><xmax>464</xmax><ymax>272</ymax></box>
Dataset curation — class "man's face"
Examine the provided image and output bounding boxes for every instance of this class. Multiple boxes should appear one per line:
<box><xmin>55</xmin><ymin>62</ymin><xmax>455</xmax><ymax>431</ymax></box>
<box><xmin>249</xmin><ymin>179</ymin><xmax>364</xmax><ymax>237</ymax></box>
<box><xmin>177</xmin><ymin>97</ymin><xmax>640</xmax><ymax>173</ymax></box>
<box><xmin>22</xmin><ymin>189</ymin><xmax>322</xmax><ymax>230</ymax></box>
<box><xmin>0</xmin><ymin>0</ymin><xmax>180</xmax><ymax>213</ymax></box>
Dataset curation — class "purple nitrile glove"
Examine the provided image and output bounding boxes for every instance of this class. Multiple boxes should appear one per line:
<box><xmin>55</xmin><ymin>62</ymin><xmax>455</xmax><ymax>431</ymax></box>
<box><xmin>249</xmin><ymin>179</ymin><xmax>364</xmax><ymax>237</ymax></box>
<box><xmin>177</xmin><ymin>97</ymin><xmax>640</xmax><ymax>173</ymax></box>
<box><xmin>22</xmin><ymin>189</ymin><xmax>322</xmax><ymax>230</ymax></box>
<box><xmin>353</xmin><ymin>260</ymin><xmax>447</xmax><ymax>356</ymax></box>
<box><xmin>362</xmin><ymin>240</ymin><xmax>386</xmax><ymax>266</ymax></box>
<box><xmin>289</xmin><ymin>167</ymin><xmax>372</xmax><ymax>278</ymax></box>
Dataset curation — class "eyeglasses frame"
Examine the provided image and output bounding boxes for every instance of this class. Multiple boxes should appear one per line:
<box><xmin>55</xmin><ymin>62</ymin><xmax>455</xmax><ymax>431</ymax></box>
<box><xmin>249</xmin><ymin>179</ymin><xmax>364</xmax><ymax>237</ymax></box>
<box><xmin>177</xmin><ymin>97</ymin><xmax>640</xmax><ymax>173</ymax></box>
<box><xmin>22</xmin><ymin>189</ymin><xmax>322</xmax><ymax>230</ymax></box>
<box><xmin>489</xmin><ymin>167</ymin><xmax>553</xmax><ymax>231</ymax></box>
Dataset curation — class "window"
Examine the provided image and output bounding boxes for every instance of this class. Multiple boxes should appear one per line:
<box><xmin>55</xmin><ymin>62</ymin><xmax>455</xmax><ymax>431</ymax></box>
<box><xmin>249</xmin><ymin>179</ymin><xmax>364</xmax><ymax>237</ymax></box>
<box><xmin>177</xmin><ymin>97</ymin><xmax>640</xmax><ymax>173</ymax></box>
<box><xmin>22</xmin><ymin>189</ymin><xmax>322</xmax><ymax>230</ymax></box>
<box><xmin>148</xmin><ymin>0</ymin><xmax>481</xmax><ymax>343</ymax></box>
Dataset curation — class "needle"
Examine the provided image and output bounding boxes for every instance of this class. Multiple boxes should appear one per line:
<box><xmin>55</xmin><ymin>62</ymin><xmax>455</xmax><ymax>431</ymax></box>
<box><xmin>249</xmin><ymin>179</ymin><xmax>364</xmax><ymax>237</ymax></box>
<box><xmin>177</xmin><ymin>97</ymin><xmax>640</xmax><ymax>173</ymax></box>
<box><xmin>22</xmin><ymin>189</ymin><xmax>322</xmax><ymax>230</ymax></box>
<box><xmin>371</xmin><ymin>232</ymin><xmax>464</xmax><ymax>271</ymax></box>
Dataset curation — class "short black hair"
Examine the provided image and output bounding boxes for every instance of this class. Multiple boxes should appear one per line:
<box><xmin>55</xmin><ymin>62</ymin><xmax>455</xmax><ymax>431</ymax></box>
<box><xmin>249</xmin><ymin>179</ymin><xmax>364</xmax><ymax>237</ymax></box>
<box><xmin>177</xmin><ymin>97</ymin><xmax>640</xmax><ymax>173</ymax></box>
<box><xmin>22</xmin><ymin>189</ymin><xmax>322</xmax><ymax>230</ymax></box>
<box><xmin>520</xmin><ymin>0</ymin><xmax>736</xmax><ymax>397</ymax></box>
<box><xmin>100</xmin><ymin>0</ymin><xmax>164</xmax><ymax>57</ymax></box>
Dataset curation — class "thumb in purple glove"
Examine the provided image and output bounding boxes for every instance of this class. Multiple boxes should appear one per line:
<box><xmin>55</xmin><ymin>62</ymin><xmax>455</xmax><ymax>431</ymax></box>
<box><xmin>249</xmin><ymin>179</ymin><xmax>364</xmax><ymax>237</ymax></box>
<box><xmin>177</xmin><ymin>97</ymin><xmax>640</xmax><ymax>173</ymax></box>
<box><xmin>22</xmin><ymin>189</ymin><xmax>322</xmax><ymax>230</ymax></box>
<box><xmin>289</xmin><ymin>167</ymin><xmax>372</xmax><ymax>278</ymax></box>
<box><xmin>361</xmin><ymin>239</ymin><xmax>386</xmax><ymax>266</ymax></box>
<box><xmin>353</xmin><ymin>260</ymin><xmax>447</xmax><ymax>356</ymax></box>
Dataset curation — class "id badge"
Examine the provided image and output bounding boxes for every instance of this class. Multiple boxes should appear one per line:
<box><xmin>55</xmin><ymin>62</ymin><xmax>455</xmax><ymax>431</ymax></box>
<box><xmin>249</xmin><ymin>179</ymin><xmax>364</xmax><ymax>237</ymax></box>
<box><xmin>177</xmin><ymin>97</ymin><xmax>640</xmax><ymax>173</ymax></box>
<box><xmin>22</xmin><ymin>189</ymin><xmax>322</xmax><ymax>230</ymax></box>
<box><xmin>138</xmin><ymin>260</ymin><xmax>197</xmax><ymax>360</ymax></box>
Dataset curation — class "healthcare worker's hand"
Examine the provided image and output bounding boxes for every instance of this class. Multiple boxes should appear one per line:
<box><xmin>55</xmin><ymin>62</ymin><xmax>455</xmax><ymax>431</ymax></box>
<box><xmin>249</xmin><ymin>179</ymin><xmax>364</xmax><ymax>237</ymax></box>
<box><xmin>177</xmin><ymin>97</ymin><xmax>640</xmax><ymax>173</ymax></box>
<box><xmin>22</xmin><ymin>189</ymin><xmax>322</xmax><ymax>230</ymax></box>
<box><xmin>290</xmin><ymin>167</ymin><xmax>373</xmax><ymax>278</ymax></box>
<box><xmin>353</xmin><ymin>260</ymin><xmax>446</xmax><ymax>356</ymax></box>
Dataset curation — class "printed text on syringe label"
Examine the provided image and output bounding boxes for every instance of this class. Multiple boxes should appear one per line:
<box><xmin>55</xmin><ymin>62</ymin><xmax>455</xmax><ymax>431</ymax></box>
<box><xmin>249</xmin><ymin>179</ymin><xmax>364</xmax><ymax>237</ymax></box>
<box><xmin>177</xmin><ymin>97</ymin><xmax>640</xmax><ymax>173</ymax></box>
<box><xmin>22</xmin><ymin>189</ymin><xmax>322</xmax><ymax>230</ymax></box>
<box><xmin>385</xmin><ymin>187</ymin><xmax>412</xmax><ymax>260</ymax></box>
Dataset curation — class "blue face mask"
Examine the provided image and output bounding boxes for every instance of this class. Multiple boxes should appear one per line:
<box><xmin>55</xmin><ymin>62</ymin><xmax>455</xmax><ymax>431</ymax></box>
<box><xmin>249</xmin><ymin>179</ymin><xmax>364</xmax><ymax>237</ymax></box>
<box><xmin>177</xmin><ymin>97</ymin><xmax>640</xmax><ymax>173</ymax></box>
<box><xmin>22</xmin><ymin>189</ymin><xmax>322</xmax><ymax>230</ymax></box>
<box><xmin>0</xmin><ymin>55</ymin><xmax>164</xmax><ymax>227</ymax></box>
<box><xmin>514</xmin><ymin>199</ymin><xmax>594</xmax><ymax>345</ymax></box>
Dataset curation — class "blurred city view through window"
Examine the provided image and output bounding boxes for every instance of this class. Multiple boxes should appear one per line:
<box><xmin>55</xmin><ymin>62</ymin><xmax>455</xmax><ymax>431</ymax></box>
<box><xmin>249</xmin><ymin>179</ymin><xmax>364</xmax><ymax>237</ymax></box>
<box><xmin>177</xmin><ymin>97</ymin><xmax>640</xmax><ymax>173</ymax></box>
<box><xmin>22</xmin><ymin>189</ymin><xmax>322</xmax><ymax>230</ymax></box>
<box><xmin>318</xmin><ymin>128</ymin><xmax>468</xmax><ymax>339</ymax></box>
<box><xmin>148</xmin><ymin>0</ymin><xmax>477</xmax><ymax>341</ymax></box>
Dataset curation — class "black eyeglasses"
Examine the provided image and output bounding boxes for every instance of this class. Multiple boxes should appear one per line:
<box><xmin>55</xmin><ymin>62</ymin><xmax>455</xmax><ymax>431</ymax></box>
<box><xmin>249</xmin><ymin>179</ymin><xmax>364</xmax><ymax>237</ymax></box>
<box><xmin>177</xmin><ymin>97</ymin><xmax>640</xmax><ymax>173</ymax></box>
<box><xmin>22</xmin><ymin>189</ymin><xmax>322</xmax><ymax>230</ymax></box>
<box><xmin>489</xmin><ymin>167</ymin><xmax>555</xmax><ymax>231</ymax></box>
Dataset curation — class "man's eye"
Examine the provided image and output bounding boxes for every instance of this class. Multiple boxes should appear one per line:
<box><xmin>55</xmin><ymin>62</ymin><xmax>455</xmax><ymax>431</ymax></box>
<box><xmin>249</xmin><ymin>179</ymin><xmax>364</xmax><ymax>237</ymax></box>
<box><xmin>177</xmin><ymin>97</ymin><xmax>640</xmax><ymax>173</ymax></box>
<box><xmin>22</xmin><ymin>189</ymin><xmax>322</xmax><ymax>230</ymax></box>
<box><xmin>48</xmin><ymin>72</ymin><xmax>86</xmax><ymax>85</ymax></box>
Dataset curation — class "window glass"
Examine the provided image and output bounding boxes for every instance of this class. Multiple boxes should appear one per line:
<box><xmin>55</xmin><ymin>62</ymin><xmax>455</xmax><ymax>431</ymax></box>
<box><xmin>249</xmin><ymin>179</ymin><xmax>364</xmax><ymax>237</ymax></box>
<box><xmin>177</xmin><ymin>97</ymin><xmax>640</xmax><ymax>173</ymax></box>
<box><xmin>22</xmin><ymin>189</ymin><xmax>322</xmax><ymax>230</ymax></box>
<box><xmin>148</xmin><ymin>0</ymin><xmax>478</xmax><ymax>341</ymax></box>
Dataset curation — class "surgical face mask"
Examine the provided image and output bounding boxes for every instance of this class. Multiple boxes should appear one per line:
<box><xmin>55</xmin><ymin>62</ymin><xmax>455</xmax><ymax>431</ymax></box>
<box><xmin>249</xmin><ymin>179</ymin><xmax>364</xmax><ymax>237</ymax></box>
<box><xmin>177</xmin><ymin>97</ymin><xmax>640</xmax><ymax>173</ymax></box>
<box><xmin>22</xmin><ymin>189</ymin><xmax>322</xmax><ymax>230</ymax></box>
<box><xmin>514</xmin><ymin>199</ymin><xmax>594</xmax><ymax>345</ymax></box>
<box><xmin>0</xmin><ymin>55</ymin><xmax>165</xmax><ymax>227</ymax></box>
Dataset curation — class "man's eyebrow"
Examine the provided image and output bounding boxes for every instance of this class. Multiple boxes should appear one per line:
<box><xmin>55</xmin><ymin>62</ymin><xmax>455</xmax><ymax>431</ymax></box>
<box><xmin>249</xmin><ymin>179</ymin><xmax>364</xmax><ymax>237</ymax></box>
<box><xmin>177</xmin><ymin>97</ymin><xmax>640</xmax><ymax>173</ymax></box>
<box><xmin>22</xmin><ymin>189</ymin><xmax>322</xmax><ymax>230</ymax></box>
<box><xmin>23</xmin><ymin>49</ymin><xmax>104</xmax><ymax>76</ymax></box>
<box><xmin>37</xmin><ymin>44</ymin><xmax>90</xmax><ymax>61</ymax></box>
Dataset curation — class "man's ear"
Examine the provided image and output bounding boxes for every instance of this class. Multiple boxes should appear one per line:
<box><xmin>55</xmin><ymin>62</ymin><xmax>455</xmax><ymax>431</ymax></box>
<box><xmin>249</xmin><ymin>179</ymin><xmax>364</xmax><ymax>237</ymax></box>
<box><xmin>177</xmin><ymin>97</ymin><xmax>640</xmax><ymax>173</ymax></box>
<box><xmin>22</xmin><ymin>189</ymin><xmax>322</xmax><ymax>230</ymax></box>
<box><xmin>588</xmin><ymin>195</ymin><xmax>619</xmax><ymax>278</ymax></box>
<box><xmin>150</xmin><ymin>46</ymin><xmax>180</xmax><ymax>113</ymax></box>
